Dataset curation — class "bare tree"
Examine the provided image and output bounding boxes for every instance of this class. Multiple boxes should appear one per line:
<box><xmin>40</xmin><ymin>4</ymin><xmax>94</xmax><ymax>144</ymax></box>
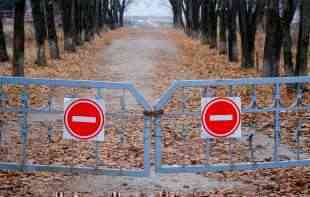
<box><xmin>119</xmin><ymin>0</ymin><xmax>133</xmax><ymax>27</ymax></box>
<box><xmin>31</xmin><ymin>0</ymin><xmax>47</xmax><ymax>66</ymax></box>
<box><xmin>239</xmin><ymin>0</ymin><xmax>265</xmax><ymax>68</ymax></box>
<box><xmin>281</xmin><ymin>0</ymin><xmax>298</xmax><ymax>77</ymax></box>
<box><xmin>206</xmin><ymin>0</ymin><xmax>217</xmax><ymax>48</ymax></box>
<box><xmin>295</xmin><ymin>0</ymin><xmax>310</xmax><ymax>76</ymax></box>
<box><xmin>169</xmin><ymin>0</ymin><xmax>184</xmax><ymax>28</ymax></box>
<box><xmin>218</xmin><ymin>0</ymin><xmax>228</xmax><ymax>54</ymax></box>
<box><xmin>45</xmin><ymin>0</ymin><xmax>60</xmax><ymax>59</ymax></box>
<box><xmin>13</xmin><ymin>0</ymin><xmax>26</xmax><ymax>76</ymax></box>
<box><xmin>227</xmin><ymin>0</ymin><xmax>238</xmax><ymax>61</ymax></box>
<box><xmin>0</xmin><ymin>13</ymin><xmax>9</xmax><ymax>62</ymax></box>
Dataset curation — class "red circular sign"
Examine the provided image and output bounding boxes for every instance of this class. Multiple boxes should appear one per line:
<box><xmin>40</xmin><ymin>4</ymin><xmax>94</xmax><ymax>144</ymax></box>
<box><xmin>202</xmin><ymin>98</ymin><xmax>240</xmax><ymax>137</ymax></box>
<box><xmin>64</xmin><ymin>99</ymin><xmax>105</xmax><ymax>140</ymax></box>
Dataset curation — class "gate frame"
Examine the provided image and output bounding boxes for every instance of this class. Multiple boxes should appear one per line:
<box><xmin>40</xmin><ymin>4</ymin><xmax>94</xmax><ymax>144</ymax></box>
<box><xmin>154</xmin><ymin>76</ymin><xmax>310</xmax><ymax>173</ymax></box>
<box><xmin>0</xmin><ymin>76</ymin><xmax>151</xmax><ymax>177</ymax></box>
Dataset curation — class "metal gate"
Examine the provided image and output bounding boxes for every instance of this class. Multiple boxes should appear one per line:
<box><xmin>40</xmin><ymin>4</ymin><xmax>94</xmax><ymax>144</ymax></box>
<box><xmin>154</xmin><ymin>76</ymin><xmax>310</xmax><ymax>173</ymax></box>
<box><xmin>0</xmin><ymin>76</ymin><xmax>309</xmax><ymax>176</ymax></box>
<box><xmin>0</xmin><ymin>76</ymin><xmax>151</xmax><ymax>177</ymax></box>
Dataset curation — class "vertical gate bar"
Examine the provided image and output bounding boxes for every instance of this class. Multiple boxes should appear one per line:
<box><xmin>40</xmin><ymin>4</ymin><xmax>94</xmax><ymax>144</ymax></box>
<box><xmin>95</xmin><ymin>141</ymin><xmax>100</xmax><ymax>168</ymax></box>
<box><xmin>273</xmin><ymin>83</ymin><xmax>281</xmax><ymax>161</ymax></box>
<box><xmin>155</xmin><ymin>116</ymin><xmax>162</xmax><ymax>171</ymax></box>
<box><xmin>248</xmin><ymin>134</ymin><xmax>255</xmax><ymax>162</ymax></box>
<box><xmin>251</xmin><ymin>84</ymin><xmax>257</xmax><ymax>108</ymax></box>
<box><xmin>95</xmin><ymin>88</ymin><xmax>103</xmax><ymax>167</ymax></box>
<box><xmin>296</xmin><ymin>127</ymin><xmax>301</xmax><ymax>160</ymax></box>
<box><xmin>119</xmin><ymin>89</ymin><xmax>126</xmax><ymax>144</ymax></box>
<box><xmin>20</xmin><ymin>87</ymin><xmax>29</xmax><ymax>170</ymax></box>
<box><xmin>47</xmin><ymin>125</ymin><xmax>52</xmax><ymax>143</ymax></box>
<box><xmin>120</xmin><ymin>89</ymin><xmax>126</xmax><ymax>111</ymax></box>
<box><xmin>143</xmin><ymin>115</ymin><xmax>151</xmax><ymax>176</ymax></box>
<box><xmin>47</xmin><ymin>86</ymin><xmax>54</xmax><ymax>143</ymax></box>
<box><xmin>229</xmin><ymin>85</ymin><xmax>235</xmax><ymax>169</ymax></box>
<box><xmin>229</xmin><ymin>85</ymin><xmax>234</xmax><ymax>97</ymax></box>
<box><xmin>296</xmin><ymin>84</ymin><xmax>303</xmax><ymax>106</ymax></box>
<box><xmin>229</xmin><ymin>138</ymin><xmax>234</xmax><ymax>168</ymax></box>
<box><xmin>205</xmin><ymin>139</ymin><xmax>210</xmax><ymax>166</ymax></box>
<box><xmin>295</xmin><ymin>119</ymin><xmax>304</xmax><ymax>161</ymax></box>
<box><xmin>181</xmin><ymin>87</ymin><xmax>186</xmax><ymax>113</ymax></box>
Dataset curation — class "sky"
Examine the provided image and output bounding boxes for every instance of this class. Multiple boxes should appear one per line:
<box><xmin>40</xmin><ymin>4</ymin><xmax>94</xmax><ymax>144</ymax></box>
<box><xmin>125</xmin><ymin>0</ymin><xmax>172</xmax><ymax>17</ymax></box>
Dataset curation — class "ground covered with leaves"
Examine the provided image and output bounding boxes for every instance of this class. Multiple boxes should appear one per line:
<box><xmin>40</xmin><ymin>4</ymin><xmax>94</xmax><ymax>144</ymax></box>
<box><xmin>0</xmin><ymin>27</ymin><xmax>309</xmax><ymax>196</ymax></box>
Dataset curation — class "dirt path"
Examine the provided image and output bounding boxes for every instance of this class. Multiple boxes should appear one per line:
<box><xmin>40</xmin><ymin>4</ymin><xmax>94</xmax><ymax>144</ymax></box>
<box><xmin>66</xmin><ymin>28</ymin><xmax>243</xmax><ymax>193</ymax></box>
<box><xmin>92</xmin><ymin>28</ymin><xmax>194</xmax><ymax>103</ymax></box>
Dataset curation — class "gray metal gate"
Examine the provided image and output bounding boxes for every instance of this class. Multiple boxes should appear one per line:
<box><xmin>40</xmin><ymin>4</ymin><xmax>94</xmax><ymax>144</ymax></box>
<box><xmin>0</xmin><ymin>76</ymin><xmax>151</xmax><ymax>177</ymax></box>
<box><xmin>0</xmin><ymin>76</ymin><xmax>309</xmax><ymax>176</ymax></box>
<box><xmin>154</xmin><ymin>76</ymin><xmax>310</xmax><ymax>173</ymax></box>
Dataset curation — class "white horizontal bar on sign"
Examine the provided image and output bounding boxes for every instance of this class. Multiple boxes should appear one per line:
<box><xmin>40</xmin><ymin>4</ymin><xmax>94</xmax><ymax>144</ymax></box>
<box><xmin>72</xmin><ymin>116</ymin><xmax>97</xmax><ymax>123</ymax></box>
<box><xmin>209</xmin><ymin>115</ymin><xmax>233</xmax><ymax>121</ymax></box>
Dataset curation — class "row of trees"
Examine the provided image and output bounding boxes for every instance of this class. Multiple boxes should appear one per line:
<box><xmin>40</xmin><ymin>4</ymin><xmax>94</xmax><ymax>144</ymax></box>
<box><xmin>0</xmin><ymin>0</ymin><xmax>14</xmax><ymax>10</ymax></box>
<box><xmin>169</xmin><ymin>0</ymin><xmax>309</xmax><ymax>77</ymax></box>
<box><xmin>0</xmin><ymin>0</ymin><xmax>132</xmax><ymax>76</ymax></box>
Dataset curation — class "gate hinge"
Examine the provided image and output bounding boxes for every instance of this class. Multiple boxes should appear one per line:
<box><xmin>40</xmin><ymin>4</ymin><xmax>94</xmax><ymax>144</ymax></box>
<box><xmin>143</xmin><ymin>109</ymin><xmax>164</xmax><ymax>117</ymax></box>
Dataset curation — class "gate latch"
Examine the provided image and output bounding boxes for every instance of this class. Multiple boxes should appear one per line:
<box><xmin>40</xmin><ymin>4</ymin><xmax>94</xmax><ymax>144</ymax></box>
<box><xmin>143</xmin><ymin>109</ymin><xmax>164</xmax><ymax>117</ymax></box>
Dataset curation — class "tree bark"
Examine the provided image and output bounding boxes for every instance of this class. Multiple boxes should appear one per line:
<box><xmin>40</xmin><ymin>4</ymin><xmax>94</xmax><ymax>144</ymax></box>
<box><xmin>201</xmin><ymin>0</ymin><xmax>208</xmax><ymax>44</ymax></box>
<box><xmin>262</xmin><ymin>0</ymin><xmax>283</xmax><ymax>77</ymax></box>
<box><xmin>227</xmin><ymin>0</ymin><xmax>238</xmax><ymax>61</ymax></box>
<box><xmin>74</xmin><ymin>0</ymin><xmax>83</xmax><ymax>45</ymax></box>
<box><xmin>192</xmin><ymin>0</ymin><xmax>201</xmax><ymax>36</ymax></box>
<box><xmin>239</xmin><ymin>0</ymin><xmax>265</xmax><ymax>68</ymax></box>
<box><xmin>281</xmin><ymin>0</ymin><xmax>297</xmax><ymax>76</ymax></box>
<box><xmin>207</xmin><ymin>0</ymin><xmax>217</xmax><ymax>48</ymax></box>
<box><xmin>0</xmin><ymin>14</ymin><xmax>9</xmax><ymax>62</ymax></box>
<box><xmin>218</xmin><ymin>0</ymin><xmax>228</xmax><ymax>54</ymax></box>
<box><xmin>13</xmin><ymin>0</ymin><xmax>25</xmax><ymax>76</ymax></box>
<box><xmin>45</xmin><ymin>0</ymin><xmax>60</xmax><ymax>59</ymax></box>
<box><xmin>295</xmin><ymin>0</ymin><xmax>310</xmax><ymax>76</ymax></box>
<box><xmin>61</xmin><ymin>0</ymin><xmax>76</xmax><ymax>52</ymax></box>
<box><xmin>31</xmin><ymin>0</ymin><xmax>47</xmax><ymax>66</ymax></box>
<box><xmin>170</xmin><ymin>0</ymin><xmax>183</xmax><ymax>28</ymax></box>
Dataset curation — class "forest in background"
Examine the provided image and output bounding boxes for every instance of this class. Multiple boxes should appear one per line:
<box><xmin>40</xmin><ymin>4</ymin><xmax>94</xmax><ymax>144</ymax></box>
<box><xmin>0</xmin><ymin>0</ymin><xmax>309</xmax><ymax>78</ymax></box>
<box><xmin>169</xmin><ymin>0</ymin><xmax>309</xmax><ymax>77</ymax></box>
<box><xmin>0</xmin><ymin>0</ymin><xmax>132</xmax><ymax>76</ymax></box>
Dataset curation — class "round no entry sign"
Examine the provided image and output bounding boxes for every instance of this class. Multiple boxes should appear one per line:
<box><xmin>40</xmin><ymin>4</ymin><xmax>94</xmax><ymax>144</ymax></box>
<box><xmin>64</xmin><ymin>98</ymin><xmax>105</xmax><ymax>141</ymax></box>
<box><xmin>201</xmin><ymin>97</ymin><xmax>241</xmax><ymax>138</ymax></box>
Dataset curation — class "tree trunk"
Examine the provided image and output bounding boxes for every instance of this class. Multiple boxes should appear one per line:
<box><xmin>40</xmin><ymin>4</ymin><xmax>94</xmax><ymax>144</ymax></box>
<box><xmin>207</xmin><ymin>0</ymin><xmax>217</xmax><ymax>48</ymax></box>
<box><xmin>262</xmin><ymin>0</ymin><xmax>283</xmax><ymax>77</ymax></box>
<box><xmin>192</xmin><ymin>0</ymin><xmax>201</xmax><ymax>36</ymax></box>
<box><xmin>281</xmin><ymin>0</ymin><xmax>297</xmax><ymax>76</ymax></box>
<box><xmin>119</xmin><ymin>6</ymin><xmax>125</xmax><ymax>27</ymax></box>
<box><xmin>170</xmin><ymin>0</ymin><xmax>183</xmax><ymax>28</ymax></box>
<box><xmin>201</xmin><ymin>0</ymin><xmax>208</xmax><ymax>44</ymax></box>
<box><xmin>74</xmin><ymin>0</ymin><xmax>83</xmax><ymax>45</ymax></box>
<box><xmin>98</xmin><ymin>0</ymin><xmax>104</xmax><ymax>29</ymax></box>
<box><xmin>239</xmin><ymin>0</ymin><xmax>264</xmax><ymax>68</ymax></box>
<box><xmin>218</xmin><ymin>0</ymin><xmax>227</xmax><ymax>54</ymax></box>
<box><xmin>31</xmin><ymin>0</ymin><xmax>47</xmax><ymax>66</ymax></box>
<box><xmin>45</xmin><ymin>0</ymin><xmax>60</xmax><ymax>59</ymax></box>
<box><xmin>295</xmin><ymin>0</ymin><xmax>310</xmax><ymax>76</ymax></box>
<box><xmin>13</xmin><ymin>0</ymin><xmax>25</xmax><ymax>76</ymax></box>
<box><xmin>61</xmin><ymin>0</ymin><xmax>76</xmax><ymax>52</ymax></box>
<box><xmin>102</xmin><ymin>0</ymin><xmax>109</xmax><ymax>29</ymax></box>
<box><xmin>227</xmin><ymin>0</ymin><xmax>238</xmax><ymax>61</ymax></box>
<box><xmin>0</xmin><ymin>14</ymin><xmax>9</xmax><ymax>62</ymax></box>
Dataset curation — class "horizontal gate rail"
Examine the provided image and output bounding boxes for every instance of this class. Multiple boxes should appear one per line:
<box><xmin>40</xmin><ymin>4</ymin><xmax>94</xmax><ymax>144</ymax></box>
<box><xmin>154</xmin><ymin>76</ymin><xmax>310</xmax><ymax>173</ymax></box>
<box><xmin>0</xmin><ymin>76</ymin><xmax>151</xmax><ymax>177</ymax></box>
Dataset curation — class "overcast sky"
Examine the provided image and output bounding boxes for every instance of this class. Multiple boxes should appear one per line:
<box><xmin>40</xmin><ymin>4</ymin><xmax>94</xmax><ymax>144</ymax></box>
<box><xmin>125</xmin><ymin>0</ymin><xmax>172</xmax><ymax>17</ymax></box>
